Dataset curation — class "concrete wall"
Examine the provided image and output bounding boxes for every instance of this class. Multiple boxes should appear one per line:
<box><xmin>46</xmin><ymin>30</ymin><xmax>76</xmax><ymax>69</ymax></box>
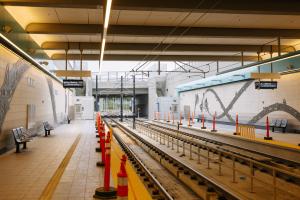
<box><xmin>179</xmin><ymin>72</ymin><xmax>300</xmax><ymax>131</ymax></box>
<box><xmin>0</xmin><ymin>45</ymin><xmax>74</xmax><ymax>152</ymax></box>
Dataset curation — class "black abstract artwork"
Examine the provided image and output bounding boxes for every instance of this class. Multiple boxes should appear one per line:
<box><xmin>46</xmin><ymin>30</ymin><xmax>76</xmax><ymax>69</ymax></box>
<box><xmin>196</xmin><ymin>80</ymin><xmax>300</xmax><ymax>124</ymax></box>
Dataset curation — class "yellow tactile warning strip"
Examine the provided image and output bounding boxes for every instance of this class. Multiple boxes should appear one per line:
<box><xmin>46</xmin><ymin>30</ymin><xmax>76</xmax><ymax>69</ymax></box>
<box><xmin>255</xmin><ymin>138</ymin><xmax>300</xmax><ymax>150</ymax></box>
<box><xmin>111</xmin><ymin>136</ymin><xmax>152</xmax><ymax>200</ymax></box>
<box><xmin>39</xmin><ymin>134</ymin><xmax>81</xmax><ymax>200</ymax></box>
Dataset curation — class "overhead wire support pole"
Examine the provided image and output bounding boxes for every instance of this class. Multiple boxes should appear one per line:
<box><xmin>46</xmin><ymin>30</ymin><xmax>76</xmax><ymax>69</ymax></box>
<box><xmin>241</xmin><ymin>51</ymin><xmax>244</xmax><ymax>67</ymax></box>
<box><xmin>133</xmin><ymin>74</ymin><xmax>136</xmax><ymax>129</ymax></box>
<box><xmin>120</xmin><ymin>76</ymin><xmax>123</xmax><ymax>122</ymax></box>
<box><xmin>278</xmin><ymin>37</ymin><xmax>281</xmax><ymax>56</ymax></box>
<box><xmin>158</xmin><ymin>60</ymin><xmax>161</xmax><ymax>75</ymax></box>
<box><xmin>96</xmin><ymin>75</ymin><xmax>99</xmax><ymax>111</ymax></box>
<box><xmin>65</xmin><ymin>42</ymin><xmax>69</xmax><ymax>80</ymax></box>
<box><xmin>80</xmin><ymin>43</ymin><xmax>83</xmax><ymax>80</ymax></box>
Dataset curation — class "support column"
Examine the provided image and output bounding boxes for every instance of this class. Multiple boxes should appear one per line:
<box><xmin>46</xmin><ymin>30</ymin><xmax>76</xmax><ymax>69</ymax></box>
<box><xmin>158</xmin><ymin>60</ymin><xmax>161</xmax><ymax>75</ymax></box>
<box><xmin>278</xmin><ymin>37</ymin><xmax>281</xmax><ymax>56</ymax></box>
<box><xmin>241</xmin><ymin>51</ymin><xmax>244</xmax><ymax>66</ymax></box>
<box><xmin>120</xmin><ymin>76</ymin><xmax>123</xmax><ymax>122</ymax></box>
<box><xmin>133</xmin><ymin>75</ymin><xmax>136</xmax><ymax>129</ymax></box>
<box><xmin>96</xmin><ymin>75</ymin><xmax>99</xmax><ymax>111</ymax></box>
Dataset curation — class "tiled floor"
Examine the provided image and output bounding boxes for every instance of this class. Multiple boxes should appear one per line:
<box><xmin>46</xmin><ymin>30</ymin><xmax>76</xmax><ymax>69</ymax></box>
<box><xmin>52</xmin><ymin>121</ymin><xmax>104</xmax><ymax>200</ymax></box>
<box><xmin>0</xmin><ymin>120</ymin><xmax>99</xmax><ymax>200</ymax></box>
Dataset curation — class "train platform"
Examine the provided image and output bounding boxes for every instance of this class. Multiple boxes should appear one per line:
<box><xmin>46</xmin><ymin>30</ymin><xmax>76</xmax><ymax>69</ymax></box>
<box><xmin>0</xmin><ymin>120</ymin><xmax>150</xmax><ymax>200</ymax></box>
<box><xmin>155</xmin><ymin>119</ymin><xmax>300</xmax><ymax>148</ymax></box>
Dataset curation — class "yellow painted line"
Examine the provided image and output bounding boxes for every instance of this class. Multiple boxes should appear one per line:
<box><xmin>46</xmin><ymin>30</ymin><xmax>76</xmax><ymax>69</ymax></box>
<box><xmin>111</xmin><ymin>137</ymin><xmax>152</xmax><ymax>200</ymax></box>
<box><xmin>39</xmin><ymin>134</ymin><xmax>81</xmax><ymax>200</ymax></box>
<box><xmin>255</xmin><ymin>138</ymin><xmax>300</xmax><ymax>150</ymax></box>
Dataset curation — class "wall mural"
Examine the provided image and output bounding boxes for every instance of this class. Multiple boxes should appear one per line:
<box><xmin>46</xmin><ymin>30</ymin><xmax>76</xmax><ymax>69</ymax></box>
<box><xmin>46</xmin><ymin>78</ymin><xmax>58</xmax><ymax>124</ymax></box>
<box><xmin>0</xmin><ymin>60</ymin><xmax>29</xmax><ymax>132</ymax></box>
<box><xmin>196</xmin><ymin>80</ymin><xmax>300</xmax><ymax>124</ymax></box>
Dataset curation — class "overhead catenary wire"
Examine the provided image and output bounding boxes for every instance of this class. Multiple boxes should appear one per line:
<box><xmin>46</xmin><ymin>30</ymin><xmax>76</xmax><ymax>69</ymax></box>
<box><xmin>128</xmin><ymin>0</ymin><xmax>224</xmax><ymax>74</ymax></box>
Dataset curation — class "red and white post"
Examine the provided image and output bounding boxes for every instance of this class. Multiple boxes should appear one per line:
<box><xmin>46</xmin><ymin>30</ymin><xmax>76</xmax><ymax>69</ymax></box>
<box><xmin>211</xmin><ymin>112</ymin><xmax>217</xmax><ymax>132</ymax></box>
<box><xmin>264</xmin><ymin>116</ymin><xmax>273</xmax><ymax>140</ymax></box>
<box><xmin>94</xmin><ymin>134</ymin><xmax>117</xmax><ymax>199</ymax></box>
<box><xmin>117</xmin><ymin>155</ymin><xmax>128</xmax><ymax>199</ymax></box>
<box><xmin>234</xmin><ymin>113</ymin><xmax>239</xmax><ymax>135</ymax></box>
<box><xmin>201</xmin><ymin>113</ymin><xmax>206</xmax><ymax>129</ymax></box>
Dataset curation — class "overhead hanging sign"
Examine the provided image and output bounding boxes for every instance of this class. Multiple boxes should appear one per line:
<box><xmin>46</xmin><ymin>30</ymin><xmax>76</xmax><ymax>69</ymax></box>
<box><xmin>56</xmin><ymin>70</ymin><xmax>91</xmax><ymax>77</ymax></box>
<box><xmin>255</xmin><ymin>81</ymin><xmax>277</xmax><ymax>90</ymax></box>
<box><xmin>63</xmin><ymin>79</ymin><xmax>84</xmax><ymax>88</ymax></box>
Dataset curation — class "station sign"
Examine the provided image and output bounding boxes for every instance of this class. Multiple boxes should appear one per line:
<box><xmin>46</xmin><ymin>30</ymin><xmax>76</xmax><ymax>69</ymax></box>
<box><xmin>63</xmin><ymin>79</ymin><xmax>84</xmax><ymax>88</ymax></box>
<box><xmin>255</xmin><ymin>81</ymin><xmax>277</xmax><ymax>90</ymax></box>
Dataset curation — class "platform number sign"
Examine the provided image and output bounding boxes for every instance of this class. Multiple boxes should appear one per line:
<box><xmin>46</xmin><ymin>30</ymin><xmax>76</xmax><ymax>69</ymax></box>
<box><xmin>63</xmin><ymin>79</ymin><xmax>84</xmax><ymax>88</ymax></box>
<box><xmin>255</xmin><ymin>81</ymin><xmax>277</xmax><ymax>90</ymax></box>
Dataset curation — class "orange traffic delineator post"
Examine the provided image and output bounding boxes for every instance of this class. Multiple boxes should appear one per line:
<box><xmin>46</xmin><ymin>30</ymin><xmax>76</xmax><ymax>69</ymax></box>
<box><xmin>233</xmin><ymin>113</ymin><xmax>239</xmax><ymax>135</ymax></box>
<box><xmin>264</xmin><ymin>116</ymin><xmax>273</xmax><ymax>140</ymax></box>
<box><xmin>96</xmin><ymin>124</ymin><xmax>104</xmax><ymax>151</ymax></box>
<box><xmin>94</xmin><ymin>134</ymin><xmax>117</xmax><ymax>199</ymax></box>
<box><xmin>96</xmin><ymin>117</ymin><xmax>101</xmax><ymax>137</ymax></box>
<box><xmin>97</xmin><ymin>123</ymin><xmax>104</xmax><ymax>144</ymax></box>
<box><xmin>96</xmin><ymin>130</ymin><xmax>107</xmax><ymax>167</ymax></box>
<box><xmin>179</xmin><ymin>112</ymin><xmax>182</xmax><ymax>125</ymax></box>
<box><xmin>188</xmin><ymin>112</ymin><xmax>192</xmax><ymax>127</ymax></box>
<box><xmin>211</xmin><ymin>112</ymin><xmax>217</xmax><ymax>132</ymax></box>
<box><xmin>167</xmin><ymin>112</ymin><xmax>170</xmax><ymax>122</ymax></box>
<box><xmin>201</xmin><ymin>113</ymin><xmax>206</xmax><ymax>129</ymax></box>
<box><xmin>117</xmin><ymin>155</ymin><xmax>128</xmax><ymax>199</ymax></box>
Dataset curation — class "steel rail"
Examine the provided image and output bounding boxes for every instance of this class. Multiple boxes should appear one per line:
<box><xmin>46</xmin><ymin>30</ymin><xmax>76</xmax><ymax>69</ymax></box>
<box><xmin>147</xmin><ymin>119</ymin><xmax>300</xmax><ymax>165</ymax></box>
<box><xmin>109</xmin><ymin>120</ymin><xmax>174</xmax><ymax>200</ymax></box>
<box><xmin>113</xmin><ymin>119</ymin><xmax>241</xmax><ymax>200</ymax></box>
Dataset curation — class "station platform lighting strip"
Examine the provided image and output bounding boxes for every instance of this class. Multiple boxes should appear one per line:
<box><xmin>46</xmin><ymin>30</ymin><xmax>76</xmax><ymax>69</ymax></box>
<box><xmin>176</xmin><ymin>50</ymin><xmax>300</xmax><ymax>93</ymax></box>
<box><xmin>0</xmin><ymin>33</ymin><xmax>62</xmax><ymax>84</ymax></box>
<box><xmin>99</xmin><ymin>0</ymin><xmax>112</xmax><ymax>73</ymax></box>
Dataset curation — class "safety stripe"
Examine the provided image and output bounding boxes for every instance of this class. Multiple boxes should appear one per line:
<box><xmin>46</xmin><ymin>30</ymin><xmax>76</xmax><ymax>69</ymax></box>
<box><xmin>39</xmin><ymin>134</ymin><xmax>81</xmax><ymax>200</ymax></box>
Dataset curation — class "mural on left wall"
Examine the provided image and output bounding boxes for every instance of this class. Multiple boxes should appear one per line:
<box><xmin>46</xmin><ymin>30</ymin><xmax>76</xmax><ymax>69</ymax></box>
<box><xmin>0</xmin><ymin>60</ymin><xmax>29</xmax><ymax>133</ymax></box>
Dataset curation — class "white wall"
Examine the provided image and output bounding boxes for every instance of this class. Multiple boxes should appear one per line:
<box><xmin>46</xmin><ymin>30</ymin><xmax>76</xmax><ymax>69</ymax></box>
<box><xmin>179</xmin><ymin>72</ymin><xmax>300</xmax><ymax>131</ymax></box>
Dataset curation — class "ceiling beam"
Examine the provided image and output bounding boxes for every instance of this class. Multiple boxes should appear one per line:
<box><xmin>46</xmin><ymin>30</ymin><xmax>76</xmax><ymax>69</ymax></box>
<box><xmin>42</xmin><ymin>42</ymin><xmax>295</xmax><ymax>53</ymax></box>
<box><xmin>26</xmin><ymin>23</ymin><xmax>300</xmax><ymax>38</ymax></box>
<box><xmin>51</xmin><ymin>54</ymin><xmax>258</xmax><ymax>61</ymax></box>
<box><xmin>2</xmin><ymin>0</ymin><xmax>300</xmax><ymax>15</ymax></box>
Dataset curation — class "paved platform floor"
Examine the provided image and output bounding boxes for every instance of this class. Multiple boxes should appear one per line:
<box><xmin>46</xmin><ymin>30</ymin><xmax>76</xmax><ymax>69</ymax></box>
<box><xmin>0</xmin><ymin>121</ymin><xmax>103</xmax><ymax>200</ymax></box>
<box><xmin>0</xmin><ymin>120</ymin><xmax>151</xmax><ymax>200</ymax></box>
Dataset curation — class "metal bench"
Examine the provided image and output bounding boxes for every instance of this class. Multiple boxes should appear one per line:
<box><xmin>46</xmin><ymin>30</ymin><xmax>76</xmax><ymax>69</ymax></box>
<box><xmin>270</xmin><ymin>119</ymin><xmax>288</xmax><ymax>133</ymax></box>
<box><xmin>43</xmin><ymin>121</ymin><xmax>54</xmax><ymax>136</ymax></box>
<box><xmin>12</xmin><ymin>128</ymin><xmax>32</xmax><ymax>153</ymax></box>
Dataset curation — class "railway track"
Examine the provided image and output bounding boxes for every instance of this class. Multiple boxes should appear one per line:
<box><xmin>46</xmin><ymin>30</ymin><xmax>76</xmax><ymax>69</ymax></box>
<box><xmin>110</xmin><ymin>119</ymin><xmax>242</xmax><ymax>200</ymax></box>
<box><xmin>146</xmin><ymin>119</ymin><xmax>300</xmax><ymax>165</ymax></box>
<box><xmin>128</xmin><ymin>119</ymin><xmax>300</xmax><ymax>199</ymax></box>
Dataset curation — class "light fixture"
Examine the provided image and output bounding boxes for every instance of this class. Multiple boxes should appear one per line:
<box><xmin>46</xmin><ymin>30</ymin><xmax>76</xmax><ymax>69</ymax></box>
<box><xmin>99</xmin><ymin>0</ymin><xmax>112</xmax><ymax>73</ymax></box>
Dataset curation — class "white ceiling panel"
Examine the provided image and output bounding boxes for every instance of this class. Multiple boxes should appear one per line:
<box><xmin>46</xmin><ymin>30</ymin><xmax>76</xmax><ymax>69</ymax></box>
<box><xmin>5</xmin><ymin>6</ymin><xmax>59</xmax><ymax>28</ymax></box>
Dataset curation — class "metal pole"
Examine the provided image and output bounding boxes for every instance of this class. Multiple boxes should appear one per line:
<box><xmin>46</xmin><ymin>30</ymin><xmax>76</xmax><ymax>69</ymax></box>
<box><xmin>241</xmin><ymin>51</ymin><xmax>244</xmax><ymax>66</ymax></box>
<box><xmin>80</xmin><ymin>43</ymin><xmax>83</xmax><ymax>80</ymax></box>
<box><xmin>96</xmin><ymin>75</ymin><xmax>99</xmax><ymax>111</ymax></box>
<box><xmin>133</xmin><ymin>75</ymin><xmax>136</xmax><ymax>129</ymax></box>
<box><xmin>120</xmin><ymin>76</ymin><xmax>123</xmax><ymax>122</ymax></box>
<box><xmin>65</xmin><ymin>48</ymin><xmax>68</xmax><ymax>80</ymax></box>
<box><xmin>277</xmin><ymin>37</ymin><xmax>281</xmax><ymax>56</ymax></box>
<box><xmin>216</xmin><ymin>61</ymin><xmax>219</xmax><ymax>74</ymax></box>
<box><xmin>158</xmin><ymin>60</ymin><xmax>161</xmax><ymax>75</ymax></box>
